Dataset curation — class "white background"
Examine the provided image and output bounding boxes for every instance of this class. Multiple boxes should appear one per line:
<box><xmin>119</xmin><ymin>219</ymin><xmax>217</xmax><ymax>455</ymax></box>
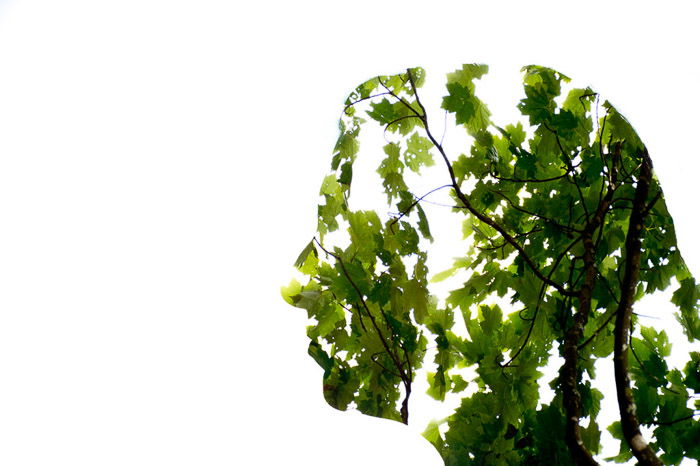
<box><xmin>0</xmin><ymin>1</ymin><xmax>698</xmax><ymax>464</ymax></box>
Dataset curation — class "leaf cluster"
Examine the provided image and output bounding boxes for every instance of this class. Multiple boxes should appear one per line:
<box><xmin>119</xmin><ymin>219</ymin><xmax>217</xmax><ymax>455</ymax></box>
<box><xmin>284</xmin><ymin>65</ymin><xmax>700</xmax><ymax>464</ymax></box>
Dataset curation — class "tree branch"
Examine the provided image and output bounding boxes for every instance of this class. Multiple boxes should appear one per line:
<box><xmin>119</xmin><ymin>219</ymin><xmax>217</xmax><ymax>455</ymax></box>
<box><xmin>505</xmin><ymin>234</ymin><xmax>583</xmax><ymax>367</ymax></box>
<box><xmin>313</xmin><ymin>238</ymin><xmax>413</xmax><ymax>423</ymax></box>
<box><xmin>612</xmin><ymin>148</ymin><xmax>663</xmax><ymax>465</ymax></box>
<box><xmin>489</xmin><ymin>166</ymin><xmax>573</xmax><ymax>184</ymax></box>
<box><xmin>475</xmin><ymin>227</ymin><xmax>542</xmax><ymax>253</ymax></box>
<box><xmin>405</xmin><ymin>69</ymin><xmax>577</xmax><ymax>298</ymax></box>
<box><xmin>377</xmin><ymin>76</ymin><xmax>423</xmax><ymax>118</ymax></box>
<box><xmin>543</xmin><ymin>121</ymin><xmax>591</xmax><ymax>223</ymax></box>
<box><xmin>343</xmin><ymin>91</ymin><xmax>393</xmax><ymax>115</ymax></box>
<box><xmin>370</xmin><ymin>352</ymin><xmax>403</xmax><ymax>378</ymax></box>
<box><xmin>491</xmin><ymin>189</ymin><xmax>582</xmax><ymax>233</ymax></box>
<box><xmin>560</xmin><ymin>233</ymin><xmax>599</xmax><ymax>465</ymax></box>
<box><xmin>388</xmin><ymin>184</ymin><xmax>452</xmax><ymax>232</ymax></box>
<box><xmin>384</xmin><ymin>114</ymin><xmax>423</xmax><ymax>136</ymax></box>
<box><xmin>652</xmin><ymin>413</ymin><xmax>699</xmax><ymax>426</ymax></box>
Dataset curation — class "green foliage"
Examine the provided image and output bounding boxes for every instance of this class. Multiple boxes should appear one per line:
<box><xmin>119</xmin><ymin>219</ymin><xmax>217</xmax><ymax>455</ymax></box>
<box><xmin>284</xmin><ymin>65</ymin><xmax>700</xmax><ymax>463</ymax></box>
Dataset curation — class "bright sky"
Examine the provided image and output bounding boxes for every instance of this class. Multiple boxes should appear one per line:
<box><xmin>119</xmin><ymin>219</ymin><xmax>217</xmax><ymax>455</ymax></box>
<box><xmin>0</xmin><ymin>1</ymin><xmax>698</xmax><ymax>465</ymax></box>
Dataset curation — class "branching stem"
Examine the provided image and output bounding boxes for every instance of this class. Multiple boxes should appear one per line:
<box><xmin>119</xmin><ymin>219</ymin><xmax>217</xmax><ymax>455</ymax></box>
<box><xmin>312</xmin><ymin>237</ymin><xmax>413</xmax><ymax>424</ymax></box>
<box><xmin>404</xmin><ymin>69</ymin><xmax>577</xmax><ymax>299</ymax></box>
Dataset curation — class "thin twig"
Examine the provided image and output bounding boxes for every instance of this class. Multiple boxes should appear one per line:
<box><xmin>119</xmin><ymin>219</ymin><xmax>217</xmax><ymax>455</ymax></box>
<box><xmin>343</xmin><ymin>91</ymin><xmax>393</xmax><ymax>115</ymax></box>
<box><xmin>389</xmin><ymin>184</ymin><xmax>452</xmax><ymax>232</ymax></box>
<box><xmin>491</xmin><ymin>189</ymin><xmax>582</xmax><ymax>233</ymax></box>
<box><xmin>313</xmin><ymin>238</ymin><xmax>409</xmax><ymax>383</ymax></box>
<box><xmin>489</xmin><ymin>168</ymin><xmax>573</xmax><ymax>184</ymax></box>
<box><xmin>651</xmin><ymin>413</ymin><xmax>699</xmax><ymax>426</ymax></box>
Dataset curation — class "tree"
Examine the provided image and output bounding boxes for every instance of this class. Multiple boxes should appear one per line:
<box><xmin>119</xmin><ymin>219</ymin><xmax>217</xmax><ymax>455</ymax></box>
<box><xmin>282</xmin><ymin>64</ymin><xmax>700</xmax><ymax>465</ymax></box>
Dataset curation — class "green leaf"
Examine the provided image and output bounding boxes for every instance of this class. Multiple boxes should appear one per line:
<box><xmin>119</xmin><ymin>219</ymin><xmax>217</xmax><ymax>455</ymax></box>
<box><xmin>562</xmin><ymin>87</ymin><xmax>595</xmax><ymax>117</ymax></box>
<box><xmin>338</xmin><ymin>161</ymin><xmax>353</xmax><ymax>185</ymax></box>
<box><xmin>366</xmin><ymin>98</ymin><xmax>397</xmax><ymax>125</ymax></box>
<box><xmin>430</xmin><ymin>267</ymin><xmax>457</xmax><ymax>283</ymax></box>
<box><xmin>422</xmin><ymin>420</ymin><xmax>446</xmax><ymax>452</ymax></box>
<box><xmin>518</xmin><ymin>83</ymin><xmax>553</xmax><ymax>125</ymax></box>
<box><xmin>416</xmin><ymin>203</ymin><xmax>432</xmax><ymax>241</ymax></box>
<box><xmin>605</xmin><ymin>421</ymin><xmax>633</xmax><ymax>463</ymax></box>
<box><xmin>404</xmin><ymin>132</ymin><xmax>434</xmax><ymax>172</ymax></box>
<box><xmin>334</xmin><ymin>130</ymin><xmax>360</xmax><ymax>162</ymax></box>
<box><xmin>308</xmin><ymin>340</ymin><xmax>334</xmax><ymax>376</ymax></box>
<box><xmin>633</xmin><ymin>384</ymin><xmax>659</xmax><ymax>424</ymax></box>
<box><xmin>479</xmin><ymin>304</ymin><xmax>503</xmax><ymax>336</ymax></box>
<box><xmin>442</xmin><ymin>83</ymin><xmax>475</xmax><ymax>126</ymax></box>
<box><xmin>446</xmin><ymin>64</ymin><xmax>489</xmax><ymax>87</ymax></box>
<box><xmin>672</xmin><ymin>277</ymin><xmax>700</xmax><ymax>340</ymax></box>
<box><xmin>451</xmin><ymin>374</ymin><xmax>468</xmax><ymax>393</ymax></box>
<box><xmin>294</xmin><ymin>239</ymin><xmax>317</xmax><ymax>268</ymax></box>
<box><xmin>551</xmin><ymin>109</ymin><xmax>577</xmax><ymax>134</ymax></box>
<box><xmin>427</xmin><ymin>369</ymin><xmax>448</xmax><ymax>401</ymax></box>
<box><xmin>684</xmin><ymin>352</ymin><xmax>700</xmax><ymax>391</ymax></box>
<box><xmin>323</xmin><ymin>365</ymin><xmax>360</xmax><ymax>411</ymax></box>
<box><xmin>580</xmin><ymin>419</ymin><xmax>601</xmax><ymax>455</ymax></box>
<box><xmin>602</xmin><ymin>101</ymin><xmax>645</xmax><ymax>152</ymax></box>
<box><xmin>377</xmin><ymin>142</ymin><xmax>407</xmax><ymax>201</ymax></box>
<box><xmin>320</xmin><ymin>174</ymin><xmax>341</xmax><ymax>195</ymax></box>
<box><xmin>408</xmin><ymin>67</ymin><xmax>426</xmax><ymax>88</ymax></box>
<box><xmin>404</xmin><ymin>278</ymin><xmax>429</xmax><ymax>324</ymax></box>
<box><xmin>280</xmin><ymin>279</ymin><xmax>302</xmax><ymax>305</ymax></box>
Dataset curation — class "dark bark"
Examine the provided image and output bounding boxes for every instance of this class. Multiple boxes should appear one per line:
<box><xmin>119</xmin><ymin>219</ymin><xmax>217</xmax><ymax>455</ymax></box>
<box><xmin>561</xmin><ymin>234</ymin><xmax>599</xmax><ymax>466</ymax></box>
<box><xmin>613</xmin><ymin>150</ymin><xmax>663</xmax><ymax>465</ymax></box>
<box><xmin>558</xmin><ymin>144</ymin><xmax>621</xmax><ymax>466</ymax></box>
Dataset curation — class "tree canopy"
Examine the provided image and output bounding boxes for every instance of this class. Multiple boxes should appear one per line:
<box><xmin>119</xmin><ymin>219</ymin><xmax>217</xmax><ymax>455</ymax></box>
<box><xmin>282</xmin><ymin>64</ymin><xmax>700</xmax><ymax>465</ymax></box>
